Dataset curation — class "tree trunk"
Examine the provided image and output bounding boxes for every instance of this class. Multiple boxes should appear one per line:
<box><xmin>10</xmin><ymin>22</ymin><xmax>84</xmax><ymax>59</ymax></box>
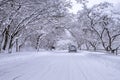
<box><xmin>36</xmin><ymin>36</ymin><xmax>40</xmax><ymax>51</ymax></box>
<box><xmin>77</xmin><ymin>43</ymin><xmax>82</xmax><ymax>50</ymax></box>
<box><xmin>93</xmin><ymin>47</ymin><xmax>96</xmax><ymax>51</ymax></box>
<box><xmin>36</xmin><ymin>34</ymin><xmax>43</xmax><ymax>51</ymax></box>
<box><xmin>16</xmin><ymin>38</ymin><xmax>19</xmax><ymax>52</ymax></box>
<box><xmin>2</xmin><ymin>31</ymin><xmax>9</xmax><ymax>50</ymax></box>
<box><xmin>0</xmin><ymin>45</ymin><xmax>1</xmax><ymax>53</ymax></box>
<box><xmin>2</xmin><ymin>26</ymin><xmax>10</xmax><ymax>51</ymax></box>
<box><xmin>86</xmin><ymin>44</ymin><xmax>89</xmax><ymax>50</ymax></box>
<box><xmin>8</xmin><ymin>37</ymin><xmax>14</xmax><ymax>53</ymax></box>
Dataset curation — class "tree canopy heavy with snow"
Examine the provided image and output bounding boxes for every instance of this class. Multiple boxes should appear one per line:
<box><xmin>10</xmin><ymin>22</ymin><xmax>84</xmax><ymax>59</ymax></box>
<box><xmin>0</xmin><ymin>0</ymin><xmax>120</xmax><ymax>55</ymax></box>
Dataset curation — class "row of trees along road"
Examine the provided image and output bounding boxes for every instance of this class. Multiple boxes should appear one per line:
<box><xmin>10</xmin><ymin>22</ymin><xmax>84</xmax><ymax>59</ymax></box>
<box><xmin>0</xmin><ymin>0</ymin><xmax>120</xmax><ymax>55</ymax></box>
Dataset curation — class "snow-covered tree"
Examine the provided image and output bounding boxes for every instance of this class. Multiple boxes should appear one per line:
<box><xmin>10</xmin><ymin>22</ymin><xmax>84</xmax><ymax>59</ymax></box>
<box><xmin>77</xmin><ymin>2</ymin><xmax>120</xmax><ymax>54</ymax></box>
<box><xmin>0</xmin><ymin>0</ymin><xmax>71</xmax><ymax>53</ymax></box>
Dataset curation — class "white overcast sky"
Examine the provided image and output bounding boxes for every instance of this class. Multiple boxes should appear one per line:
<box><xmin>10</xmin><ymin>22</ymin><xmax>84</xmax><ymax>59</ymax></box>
<box><xmin>69</xmin><ymin>0</ymin><xmax>120</xmax><ymax>14</ymax></box>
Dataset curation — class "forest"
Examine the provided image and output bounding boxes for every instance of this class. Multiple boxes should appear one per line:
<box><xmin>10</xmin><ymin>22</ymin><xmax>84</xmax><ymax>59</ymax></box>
<box><xmin>0</xmin><ymin>0</ymin><xmax>120</xmax><ymax>55</ymax></box>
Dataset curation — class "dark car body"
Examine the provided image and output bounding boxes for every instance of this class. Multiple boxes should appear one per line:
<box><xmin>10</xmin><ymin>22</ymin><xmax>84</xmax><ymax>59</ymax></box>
<box><xmin>68</xmin><ymin>45</ymin><xmax>77</xmax><ymax>52</ymax></box>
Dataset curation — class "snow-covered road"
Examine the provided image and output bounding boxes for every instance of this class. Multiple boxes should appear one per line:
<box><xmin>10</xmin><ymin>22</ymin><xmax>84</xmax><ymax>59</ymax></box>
<box><xmin>0</xmin><ymin>51</ymin><xmax>120</xmax><ymax>80</ymax></box>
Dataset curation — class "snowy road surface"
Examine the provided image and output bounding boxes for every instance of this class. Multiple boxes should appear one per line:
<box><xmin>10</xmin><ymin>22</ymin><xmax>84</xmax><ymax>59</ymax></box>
<box><xmin>0</xmin><ymin>51</ymin><xmax>120</xmax><ymax>80</ymax></box>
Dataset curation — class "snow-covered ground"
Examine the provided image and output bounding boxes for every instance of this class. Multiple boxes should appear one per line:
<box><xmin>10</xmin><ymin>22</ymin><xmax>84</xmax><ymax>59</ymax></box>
<box><xmin>0</xmin><ymin>51</ymin><xmax>120</xmax><ymax>80</ymax></box>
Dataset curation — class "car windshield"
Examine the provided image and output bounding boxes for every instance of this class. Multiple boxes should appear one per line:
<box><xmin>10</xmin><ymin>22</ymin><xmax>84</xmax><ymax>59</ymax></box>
<box><xmin>70</xmin><ymin>46</ymin><xmax>76</xmax><ymax>50</ymax></box>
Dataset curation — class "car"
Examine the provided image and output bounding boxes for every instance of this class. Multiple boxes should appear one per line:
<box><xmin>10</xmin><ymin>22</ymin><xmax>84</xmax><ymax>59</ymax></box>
<box><xmin>68</xmin><ymin>45</ymin><xmax>77</xmax><ymax>52</ymax></box>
